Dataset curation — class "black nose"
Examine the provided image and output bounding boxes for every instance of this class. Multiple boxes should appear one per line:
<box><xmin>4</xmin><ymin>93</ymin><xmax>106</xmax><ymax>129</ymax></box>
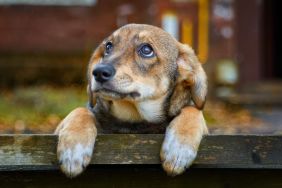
<box><xmin>92</xmin><ymin>64</ymin><xmax>116</xmax><ymax>83</ymax></box>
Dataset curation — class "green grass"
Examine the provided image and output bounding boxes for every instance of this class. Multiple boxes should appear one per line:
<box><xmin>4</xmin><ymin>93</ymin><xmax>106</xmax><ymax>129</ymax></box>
<box><xmin>0</xmin><ymin>86</ymin><xmax>87</xmax><ymax>133</ymax></box>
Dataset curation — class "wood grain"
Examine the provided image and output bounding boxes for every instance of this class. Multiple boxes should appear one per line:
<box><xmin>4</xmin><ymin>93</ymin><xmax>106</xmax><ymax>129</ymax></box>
<box><xmin>1</xmin><ymin>134</ymin><xmax>282</xmax><ymax>170</ymax></box>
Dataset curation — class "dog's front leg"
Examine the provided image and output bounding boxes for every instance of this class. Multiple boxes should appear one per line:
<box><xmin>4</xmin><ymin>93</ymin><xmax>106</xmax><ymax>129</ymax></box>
<box><xmin>161</xmin><ymin>106</ymin><xmax>208</xmax><ymax>176</ymax></box>
<box><xmin>54</xmin><ymin>107</ymin><xmax>97</xmax><ymax>178</ymax></box>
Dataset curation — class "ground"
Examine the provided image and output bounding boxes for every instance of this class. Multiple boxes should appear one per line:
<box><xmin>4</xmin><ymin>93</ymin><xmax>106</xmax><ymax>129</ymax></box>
<box><xmin>0</xmin><ymin>86</ymin><xmax>279</xmax><ymax>134</ymax></box>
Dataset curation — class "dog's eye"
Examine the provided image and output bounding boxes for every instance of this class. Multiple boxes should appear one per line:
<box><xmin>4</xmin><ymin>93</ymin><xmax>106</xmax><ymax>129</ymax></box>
<box><xmin>105</xmin><ymin>42</ymin><xmax>113</xmax><ymax>55</ymax></box>
<box><xmin>138</xmin><ymin>44</ymin><xmax>155</xmax><ymax>58</ymax></box>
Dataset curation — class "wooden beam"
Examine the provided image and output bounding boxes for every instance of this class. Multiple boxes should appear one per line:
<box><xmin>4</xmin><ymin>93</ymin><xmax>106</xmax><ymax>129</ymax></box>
<box><xmin>1</xmin><ymin>134</ymin><xmax>282</xmax><ymax>171</ymax></box>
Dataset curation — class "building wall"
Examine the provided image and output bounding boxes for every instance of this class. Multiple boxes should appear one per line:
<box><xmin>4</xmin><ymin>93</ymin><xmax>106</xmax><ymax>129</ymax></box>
<box><xmin>0</xmin><ymin>0</ymin><xmax>264</xmax><ymax>89</ymax></box>
<box><xmin>0</xmin><ymin>0</ymin><xmax>154</xmax><ymax>53</ymax></box>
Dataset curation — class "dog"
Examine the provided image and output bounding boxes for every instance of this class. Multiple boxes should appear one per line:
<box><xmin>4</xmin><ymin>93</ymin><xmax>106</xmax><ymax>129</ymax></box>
<box><xmin>55</xmin><ymin>24</ymin><xmax>208</xmax><ymax>178</ymax></box>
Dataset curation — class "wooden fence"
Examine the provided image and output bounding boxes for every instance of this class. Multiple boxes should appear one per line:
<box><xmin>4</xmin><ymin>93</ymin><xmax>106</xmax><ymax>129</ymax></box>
<box><xmin>1</xmin><ymin>134</ymin><xmax>282</xmax><ymax>188</ymax></box>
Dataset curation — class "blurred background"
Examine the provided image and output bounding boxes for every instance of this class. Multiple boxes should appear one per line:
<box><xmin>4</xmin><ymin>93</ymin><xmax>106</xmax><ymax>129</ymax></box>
<box><xmin>0</xmin><ymin>0</ymin><xmax>281</xmax><ymax>134</ymax></box>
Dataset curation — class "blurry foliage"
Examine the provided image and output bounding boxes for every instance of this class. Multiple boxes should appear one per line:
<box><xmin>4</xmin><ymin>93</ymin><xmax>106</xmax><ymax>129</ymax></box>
<box><xmin>0</xmin><ymin>86</ymin><xmax>87</xmax><ymax>133</ymax></box>
<box><xmin>0</xmin><ymin>53</ymin><xmax>88</xmax><ymax>87</ymax></box>
<box><xmin>204</xmin><ymin>101</ymin><xmax>266</xmax><ymax>134</ymax></box>
<box><xmin>0</xmin><ymin>86</ymin><xmax>267</xmax><ymax>134</ymax></box>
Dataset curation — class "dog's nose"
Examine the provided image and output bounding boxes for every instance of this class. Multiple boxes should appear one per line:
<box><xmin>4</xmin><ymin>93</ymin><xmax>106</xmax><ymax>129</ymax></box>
<box><xmin>92</xmin><ymin>64</ymin><xmax>116</xmax><ymax>83</ymax></box>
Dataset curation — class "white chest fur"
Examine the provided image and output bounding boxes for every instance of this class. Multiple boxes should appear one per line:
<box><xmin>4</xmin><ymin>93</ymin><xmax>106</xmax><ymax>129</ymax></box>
<box><xmin>110</xmin><ymin>96</ymin><xmax>165</xmax><ymax>123</ymax></box>
<box><xmin>136</xmin><ymin>97</ymin><xmax>165</xmax><ymax>123</ymax></box>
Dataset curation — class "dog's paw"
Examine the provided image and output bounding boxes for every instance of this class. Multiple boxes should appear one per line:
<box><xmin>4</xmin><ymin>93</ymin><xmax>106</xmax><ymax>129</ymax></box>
<box><xmin>57</xmin><ymin>133</ymin><xmax>95</xmax><ymax>178</ymax></box>
<box><xmin>160</xmin><ymin>128</ymin><xmax>197</xmax><ymax>176</ymax></box>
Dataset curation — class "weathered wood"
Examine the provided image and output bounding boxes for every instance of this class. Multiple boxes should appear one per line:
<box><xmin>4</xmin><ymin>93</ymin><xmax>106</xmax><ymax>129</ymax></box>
<box><xmin>1</xmin><ymin>134</ymin><xmax>282</xmax><ymax>170</ymax></box>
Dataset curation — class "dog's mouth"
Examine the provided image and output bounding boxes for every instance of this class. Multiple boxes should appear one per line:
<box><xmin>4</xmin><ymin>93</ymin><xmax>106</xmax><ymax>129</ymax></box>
<box><xmin>94</xmin><ymin>85</ymin><xmax>140</xmax><ymax>99</ymax></box>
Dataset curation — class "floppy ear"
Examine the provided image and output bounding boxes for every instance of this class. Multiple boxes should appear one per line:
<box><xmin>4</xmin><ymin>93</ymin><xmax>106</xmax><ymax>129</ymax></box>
<box><xmin>87</xmin><ymin>44</ymin><xmax>104</xmax><ymax>109</ymax></box>
<box><xmin>174</xmin><ymin>43</ymin><xmax>207</xmax><ymax>110</ymax></box>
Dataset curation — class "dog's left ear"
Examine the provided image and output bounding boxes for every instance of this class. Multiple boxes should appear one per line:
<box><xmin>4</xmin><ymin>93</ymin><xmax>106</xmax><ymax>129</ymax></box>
<box><xmin>175</xmin><ymin>43</ymin><xmax>207</xmax><ymax>110</ymax></box>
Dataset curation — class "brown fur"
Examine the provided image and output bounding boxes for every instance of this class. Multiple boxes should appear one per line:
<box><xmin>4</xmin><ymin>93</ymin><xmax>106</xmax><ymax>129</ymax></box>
<box><xmin>55</xmin><ymin>24</ymin><xmax>208</xmax><ymax>177</ymax></box>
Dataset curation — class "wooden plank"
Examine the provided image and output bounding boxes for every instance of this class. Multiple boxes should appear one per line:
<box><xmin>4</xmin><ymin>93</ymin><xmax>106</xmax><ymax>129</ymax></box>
<box><xmin>1</xmin><ymin>134</ymin><xmax>282</xmax><ymax>170</ymax></box>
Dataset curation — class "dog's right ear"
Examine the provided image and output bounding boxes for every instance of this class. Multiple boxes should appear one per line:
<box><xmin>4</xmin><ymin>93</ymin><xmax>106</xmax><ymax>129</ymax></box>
<box><xmin>87</xmin><ymin>44</ymin><xmax>104</xmax><ymax>108</ymax></box>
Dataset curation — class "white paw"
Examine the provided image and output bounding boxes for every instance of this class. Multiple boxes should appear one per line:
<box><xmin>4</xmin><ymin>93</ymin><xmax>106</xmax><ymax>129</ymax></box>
<box><xmin>161</xmin><ymin>128</ymin><xmax>197</xmax><ymax>176</ymax></box>
<box><xmin>58</xmin><ymin>142</ymin><xmax>94</xmax><ymax>178</ymax></box>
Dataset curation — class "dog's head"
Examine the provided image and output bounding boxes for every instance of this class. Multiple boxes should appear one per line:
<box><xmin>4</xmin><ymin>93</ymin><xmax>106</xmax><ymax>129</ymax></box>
<box><xmin>88</xmin><ymin>24</ymin><xmax>207</xmax><ymax>116</ymax></box>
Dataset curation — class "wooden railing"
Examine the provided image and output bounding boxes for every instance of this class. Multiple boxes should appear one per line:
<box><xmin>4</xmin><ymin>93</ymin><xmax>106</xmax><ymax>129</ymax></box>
<box><xmin>0</xmin><ymin>134</ymin><xmax>282</xmax><ymax>188</ymax></box>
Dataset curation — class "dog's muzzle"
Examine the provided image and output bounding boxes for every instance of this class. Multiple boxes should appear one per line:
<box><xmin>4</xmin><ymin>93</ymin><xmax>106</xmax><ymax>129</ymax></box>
<box><xmin>92</xmin><ymin>64</ymin><xmax>116</xmax><ymax>83</ymax></box>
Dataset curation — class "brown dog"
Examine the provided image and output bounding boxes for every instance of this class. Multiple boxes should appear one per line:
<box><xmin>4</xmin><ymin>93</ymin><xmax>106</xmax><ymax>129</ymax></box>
<box><xmin>55</xmin><ymin>24</ymin><xmax>208</xmax><ymax>177</ymax></box>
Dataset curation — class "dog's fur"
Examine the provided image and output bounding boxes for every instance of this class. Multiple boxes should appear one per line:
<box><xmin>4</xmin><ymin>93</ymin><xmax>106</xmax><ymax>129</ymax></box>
<box><xmin>55</xmin><ymin>24</ymin><xmax>208</xmax><ymax>177</ymax></box>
